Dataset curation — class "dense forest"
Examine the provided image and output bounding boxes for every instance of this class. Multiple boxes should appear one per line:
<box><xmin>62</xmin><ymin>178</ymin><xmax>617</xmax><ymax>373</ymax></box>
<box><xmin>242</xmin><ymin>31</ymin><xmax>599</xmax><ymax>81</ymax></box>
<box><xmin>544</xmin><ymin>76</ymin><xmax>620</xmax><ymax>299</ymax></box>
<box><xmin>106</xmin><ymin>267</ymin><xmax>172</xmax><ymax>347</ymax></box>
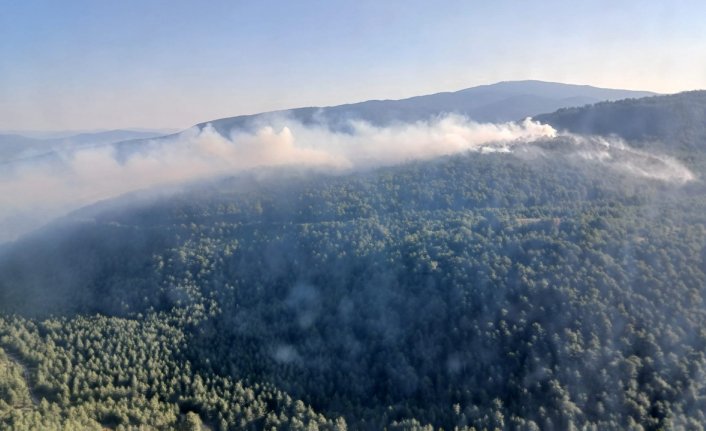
<box><xmin>1</xmin><ymin>92</ymin><xmax>706</xmax><ymax>430</ymax></box>
<box><xmin>535</xmin><ymin>91</ymin><xmax>706</xmax><ymax>156</ymax></box>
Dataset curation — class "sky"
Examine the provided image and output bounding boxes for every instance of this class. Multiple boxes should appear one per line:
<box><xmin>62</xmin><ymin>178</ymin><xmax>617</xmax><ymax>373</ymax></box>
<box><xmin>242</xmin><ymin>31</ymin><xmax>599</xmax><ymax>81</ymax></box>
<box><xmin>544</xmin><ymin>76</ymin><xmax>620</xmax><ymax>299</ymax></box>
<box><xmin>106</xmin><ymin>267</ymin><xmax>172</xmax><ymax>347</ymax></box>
<box><xmin>1</xmin><ymin>0</ymin><xmax>705</xmax><ymax>131</ymax></box>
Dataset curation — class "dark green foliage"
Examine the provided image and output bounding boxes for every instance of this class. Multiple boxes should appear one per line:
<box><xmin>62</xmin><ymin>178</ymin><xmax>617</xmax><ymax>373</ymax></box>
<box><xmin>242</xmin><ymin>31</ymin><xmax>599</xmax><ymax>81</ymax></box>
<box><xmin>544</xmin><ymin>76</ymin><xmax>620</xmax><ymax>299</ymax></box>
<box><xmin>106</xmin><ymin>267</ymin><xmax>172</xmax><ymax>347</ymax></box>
<box><xmin>535</xmin><ymin>91</ymin><xmax>706</xmax><ymax>156</ymax></box>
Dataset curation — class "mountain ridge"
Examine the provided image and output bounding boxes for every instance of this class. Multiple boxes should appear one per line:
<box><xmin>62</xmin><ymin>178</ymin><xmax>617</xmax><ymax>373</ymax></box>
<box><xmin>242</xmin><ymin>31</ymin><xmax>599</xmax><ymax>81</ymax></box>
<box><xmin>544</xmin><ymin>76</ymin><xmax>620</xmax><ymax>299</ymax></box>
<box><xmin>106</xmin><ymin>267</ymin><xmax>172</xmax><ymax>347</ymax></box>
<box><xmin>0</xmin><ymin>81</ymin><xmax>658</xmax><ymax>165</ymax></box>
<box><xmin>199</xmin><ymin>80</ymin><xmax>656</xmax><ymax>135</ymax></box>
<box><xmin>534</xmin><ymin>90</ymin><xmax>706</xmax><ymax>157</ymax></box>
<box><xmin>0</xmin><ymin>129</ymin><xmax>171</xmax><ymax>162</ymax></box>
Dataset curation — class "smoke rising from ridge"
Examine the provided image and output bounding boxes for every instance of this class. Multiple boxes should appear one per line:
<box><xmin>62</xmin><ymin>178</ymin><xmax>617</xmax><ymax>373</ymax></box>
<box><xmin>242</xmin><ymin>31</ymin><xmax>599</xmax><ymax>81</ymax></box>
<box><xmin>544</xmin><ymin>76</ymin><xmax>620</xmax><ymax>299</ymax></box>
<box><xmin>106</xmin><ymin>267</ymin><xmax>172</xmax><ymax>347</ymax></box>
<box><xmin>0</xmin><ymin>114</ymin><xmax>695</xmax><ymax>241</ymax></box>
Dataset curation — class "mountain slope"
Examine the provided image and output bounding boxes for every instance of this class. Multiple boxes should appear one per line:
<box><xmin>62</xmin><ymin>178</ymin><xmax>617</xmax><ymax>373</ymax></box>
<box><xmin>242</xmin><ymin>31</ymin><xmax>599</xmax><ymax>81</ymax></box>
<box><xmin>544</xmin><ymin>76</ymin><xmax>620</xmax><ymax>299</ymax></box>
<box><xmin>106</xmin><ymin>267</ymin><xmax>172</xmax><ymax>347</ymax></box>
<box><xmin>1</xmin><ymin>142</ymin><xmax>704</xmax><ymax>429</ymax></box>
<box><xmin>3</xmin><ymin>85</ymin><xmax>705</xmax><ymax>431</ymax></box>
<box><xmin>535</xmin><ymin>91</ymin><xmax>706</xmax><ymax>155</ymax></box>
<box><xmin>0</xmin><ymin>134</ymin><xmax>43</xmax><ymax>161</ymax></box>
<box><xmin>0</xmin><ymin>82</ymin><xmax>654</xmax><ymax>166</ymax></box>
<box><xmin>203</xmin><ymin>80</ymin><xmax>655</xmax><ymax>135</ymax></box>
<box><xmin>0</xmin><ymin>129</ymin><xmax>170</xmax><ymax>162</ymax></box>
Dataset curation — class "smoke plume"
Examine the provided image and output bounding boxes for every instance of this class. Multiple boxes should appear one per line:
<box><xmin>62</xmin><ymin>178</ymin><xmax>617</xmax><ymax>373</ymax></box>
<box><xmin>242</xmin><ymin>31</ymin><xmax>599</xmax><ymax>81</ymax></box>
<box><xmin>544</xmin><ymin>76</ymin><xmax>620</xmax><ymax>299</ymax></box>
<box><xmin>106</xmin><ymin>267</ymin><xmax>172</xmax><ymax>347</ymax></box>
<box><xmin>0</xmin><ymin>114</ymin><xmax>694</xmax><ymax>241</ymax></box>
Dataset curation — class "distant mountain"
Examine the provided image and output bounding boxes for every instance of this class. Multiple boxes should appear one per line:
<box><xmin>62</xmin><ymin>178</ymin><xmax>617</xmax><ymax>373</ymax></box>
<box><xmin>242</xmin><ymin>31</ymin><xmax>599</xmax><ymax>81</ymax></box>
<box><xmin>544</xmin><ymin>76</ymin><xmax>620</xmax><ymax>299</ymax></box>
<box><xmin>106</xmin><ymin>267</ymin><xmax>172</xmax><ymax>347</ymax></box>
<box><xmin>203</xmin><ymin>80</ymin><xmax>656</xmax><ymax>135</ymax></box>
<box><xmin>0</xmin><ymin>129</ymin><xmax>169</xmax><ymax>162</ymax></box>
<box><xmin>48</xmin><ymin>129</ymin><xmax>170</xmax><ymax>146</ymax></box>
<box><xmin>0</xmin><ymin>134</ymin><xmax>43</xmax><ymax>161</ymax></box>
<box><xmin>1</xmin><ymin>82</ymin><xmax>655</xmax><ymax>164</ymax></box>
<box><xmin>0</xmin><ymin>128</ymin><xmax>177</xmax><ymax>140</ymax></box>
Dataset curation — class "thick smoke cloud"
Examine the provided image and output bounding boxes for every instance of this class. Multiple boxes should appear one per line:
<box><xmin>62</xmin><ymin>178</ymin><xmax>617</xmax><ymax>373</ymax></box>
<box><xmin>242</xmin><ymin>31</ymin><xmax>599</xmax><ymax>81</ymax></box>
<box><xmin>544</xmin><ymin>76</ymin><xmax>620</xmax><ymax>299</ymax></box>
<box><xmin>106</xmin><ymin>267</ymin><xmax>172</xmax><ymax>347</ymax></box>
<box><xmin>0</xmin><ymin>114</ymin><xmax>695</xmax><ymax>242</ymax></box>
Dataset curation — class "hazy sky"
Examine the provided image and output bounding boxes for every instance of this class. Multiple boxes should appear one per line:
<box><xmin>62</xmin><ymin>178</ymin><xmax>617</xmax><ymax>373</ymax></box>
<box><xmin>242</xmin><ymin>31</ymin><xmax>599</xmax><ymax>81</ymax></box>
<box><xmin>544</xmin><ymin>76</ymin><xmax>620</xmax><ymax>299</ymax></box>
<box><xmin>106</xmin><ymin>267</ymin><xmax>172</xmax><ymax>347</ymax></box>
<box><xmin>1</xmin><ymin>0</ymin><xmax>704</xmax><ymax>131</ymax></box>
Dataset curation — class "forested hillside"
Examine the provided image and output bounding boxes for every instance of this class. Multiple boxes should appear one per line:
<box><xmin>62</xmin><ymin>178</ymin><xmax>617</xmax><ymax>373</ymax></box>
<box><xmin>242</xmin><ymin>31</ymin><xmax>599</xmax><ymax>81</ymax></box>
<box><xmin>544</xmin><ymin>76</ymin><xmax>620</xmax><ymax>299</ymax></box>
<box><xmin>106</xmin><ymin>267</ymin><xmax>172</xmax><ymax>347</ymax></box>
<box><xmin>1</xmin><ymin>94</ymin><xmax>706</xmax><ymax>430</ymax></box>
<box><xmin>535</xmin><ymin>91</ymin><xmax>706</xmax><ymax>156</ymax></box>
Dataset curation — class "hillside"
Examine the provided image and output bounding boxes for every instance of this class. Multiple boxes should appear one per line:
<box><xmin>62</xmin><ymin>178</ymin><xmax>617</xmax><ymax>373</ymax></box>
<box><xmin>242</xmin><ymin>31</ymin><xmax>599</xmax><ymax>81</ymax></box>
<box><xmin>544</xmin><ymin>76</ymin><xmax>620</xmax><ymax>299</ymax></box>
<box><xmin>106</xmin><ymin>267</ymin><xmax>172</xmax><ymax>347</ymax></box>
<box><xmin>1</xmin><ymin>146</ymin><xmax>705</xmax><ymax>429</ymax></box>
<box><xmin>1</xmin><ymin>90</ymin><xmax>705</xmax><ymax>430</ymax></box>
<box><xmin>0</xmin><ymin>82</ymin><xmax>653</xmax><ymax>169</ymax></box>
<box><xmin>535</xmin><ymin>91</ymin><xmax>706</xmax><ymax>156</ymax></box>
<box><xmin>0</xmin><ymin>129</ymin><xmax>170</xmax><ymax>163</ymax></box>
<box><xmin>202</xmin><ymin>80</ymin><xmax>655</xmax><ymax>135</ymax></box>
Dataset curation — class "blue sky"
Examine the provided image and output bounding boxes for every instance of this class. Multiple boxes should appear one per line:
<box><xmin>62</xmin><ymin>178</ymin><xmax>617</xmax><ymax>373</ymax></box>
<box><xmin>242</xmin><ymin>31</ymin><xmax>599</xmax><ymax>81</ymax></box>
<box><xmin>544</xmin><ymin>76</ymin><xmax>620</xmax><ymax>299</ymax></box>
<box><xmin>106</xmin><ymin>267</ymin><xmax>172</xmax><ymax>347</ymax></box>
<box><xmin>1</xmin><ymin>0</ymin><xmax>705</xmax><ymax>131</ymax></box>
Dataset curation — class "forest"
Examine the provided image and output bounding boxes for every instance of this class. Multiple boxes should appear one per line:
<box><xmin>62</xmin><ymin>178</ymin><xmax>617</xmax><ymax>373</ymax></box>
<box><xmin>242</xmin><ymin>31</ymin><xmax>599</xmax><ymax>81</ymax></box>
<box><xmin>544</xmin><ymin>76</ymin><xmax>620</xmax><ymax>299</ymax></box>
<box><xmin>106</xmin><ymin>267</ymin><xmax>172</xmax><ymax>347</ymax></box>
<box><xmin>1</xmin><ymin>92</ymin><xmax>706</xmax><ymax>430</ymax></box>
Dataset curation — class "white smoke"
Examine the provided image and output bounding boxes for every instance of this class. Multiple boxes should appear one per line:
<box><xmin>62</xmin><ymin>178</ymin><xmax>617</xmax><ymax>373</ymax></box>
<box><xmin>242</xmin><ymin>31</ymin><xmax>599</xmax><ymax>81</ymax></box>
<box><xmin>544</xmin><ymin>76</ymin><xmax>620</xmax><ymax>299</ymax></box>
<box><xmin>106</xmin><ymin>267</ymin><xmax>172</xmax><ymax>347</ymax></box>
<box><xmin>512</xmin><ymin>133</ymin><xmax>696</xmax><ymax>184</ymax></box>
<box><xmin>571</xmin><ymin>136</ymin><xmax>695</xmax><ymax>183</ymax></box>
<box><xmin>0</xmin><ymin>114</ymin><xmax>695</xmax><ymax>242</ymax></box>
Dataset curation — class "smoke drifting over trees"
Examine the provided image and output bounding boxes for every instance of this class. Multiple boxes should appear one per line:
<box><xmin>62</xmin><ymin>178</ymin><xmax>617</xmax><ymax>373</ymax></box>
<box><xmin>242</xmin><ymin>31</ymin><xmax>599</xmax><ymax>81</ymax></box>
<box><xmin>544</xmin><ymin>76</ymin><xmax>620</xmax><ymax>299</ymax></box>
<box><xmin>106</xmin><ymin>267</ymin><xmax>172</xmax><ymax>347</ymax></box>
<box><xmin>1</xmin><ymin>90</ymin><xmax>706</xmax><ymax>430</ymax></box>
<box><xmin>0</xmin><ymin>112</ymin><xmax>694</xmax><ymax>242</ymax></box>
